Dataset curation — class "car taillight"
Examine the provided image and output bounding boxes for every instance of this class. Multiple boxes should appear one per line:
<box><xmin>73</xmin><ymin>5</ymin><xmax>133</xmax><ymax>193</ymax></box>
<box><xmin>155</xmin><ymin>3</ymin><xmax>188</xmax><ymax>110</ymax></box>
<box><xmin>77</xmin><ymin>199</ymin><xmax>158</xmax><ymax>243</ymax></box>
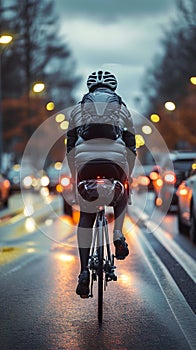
<box><xmin>164</xmin><ymin>172</ymin><xmax>176</xmax><ymax>184</ymax></box>
<box><xmin>155</xmin><ymin>178</ymin><xmax>163</xmax><ymax>187</ymax></box>
<box><xmin>4</xmin><ymin>179</ymin><xmax>10</xmax><ymax>188</ymax></box>
<box><xmin>155</xmin><ymin>197</ymin><xmax>163</xmax><ymax>206</ymax></box>
<box><xmin>56</xmin><ymin>184</ymin><xmax>63</xmax><ymax>193</ymax></box>
<box><xmin>149</xmin><ymin>171</ymin><xmax>159</xmax><ymax>180</ymax></box>
<box><xmin>124</xmin><ymin>182</ymin><xmax>128</xmax><ymax>190</ymax></box>
<box><xmin>179</xmin><ymin>188</ymin><xmax>188</xmax><ymax>196</ymax></box>
<box><xmin>137</xmin><ymin>175</ymin><xmax>150</xmax><ymax>187</ymax></box>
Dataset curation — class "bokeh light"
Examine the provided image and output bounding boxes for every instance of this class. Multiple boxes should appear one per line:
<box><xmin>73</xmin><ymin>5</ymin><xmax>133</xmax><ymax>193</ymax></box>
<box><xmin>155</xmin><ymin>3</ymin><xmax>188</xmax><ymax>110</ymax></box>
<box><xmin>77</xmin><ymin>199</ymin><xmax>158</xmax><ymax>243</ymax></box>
<box><xmin>32</xmin><ymin>82</ymin><xmax>45</xmax><ymax>93</ymax></box>
<box><xmin>60</xmin><ymin>121</ymin><xmax>69</xmax><ymax>130</ymax></box>
<box><xmin>164</xmin><ymin>101</ymin><xmax>176</xmax><ymax>111</ymax></box>
<box><xmin>55</xmin><ymin>113</ymin><xmax>65</xmax><ymax>123</ymax></box>
<box><xmin>142</xmin><ymin>125</ymin><xmax>152</xmax><ymax>135</ymax></box>
<box><xmin>0</xmin><ymin>35</ymin><xmax>13</xmax><ymax>44</ymax></box>
<box><xmin>190</xmin><ymin>76</ymin><xmax>196</xmax><ymax>85</ymax></box>
<box><xmin>46</xmin><ymin>101</ymin><xmax>55</xmax><ymax>111</ymax></box>
<box><xmin>150</xmin><ymin>114</ymin><xmax>160</xmax><ymax>123</ymax></box>
<box><xmin>135</xmin><ymin>134</ymin><xmax>145</xmax><ymax>148</ymax></box>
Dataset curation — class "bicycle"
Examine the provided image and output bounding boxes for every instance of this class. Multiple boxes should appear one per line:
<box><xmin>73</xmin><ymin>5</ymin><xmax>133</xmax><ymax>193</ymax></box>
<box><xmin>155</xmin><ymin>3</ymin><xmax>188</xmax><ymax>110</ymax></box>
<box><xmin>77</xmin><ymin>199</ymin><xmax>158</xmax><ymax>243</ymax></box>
<box><xmin>77</xmin><ymin>178</ymin><xmax>125</xmax><ymax>323</ymax></box>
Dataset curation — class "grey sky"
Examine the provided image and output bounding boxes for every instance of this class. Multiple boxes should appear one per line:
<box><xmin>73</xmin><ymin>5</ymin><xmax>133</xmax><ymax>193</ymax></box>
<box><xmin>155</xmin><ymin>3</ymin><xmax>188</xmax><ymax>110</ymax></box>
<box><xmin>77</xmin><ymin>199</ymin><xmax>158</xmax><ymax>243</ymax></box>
<box><xmin>55</xmin><ymin>0</ymin><xmax>177</xmax><ymax>110</ymax></box>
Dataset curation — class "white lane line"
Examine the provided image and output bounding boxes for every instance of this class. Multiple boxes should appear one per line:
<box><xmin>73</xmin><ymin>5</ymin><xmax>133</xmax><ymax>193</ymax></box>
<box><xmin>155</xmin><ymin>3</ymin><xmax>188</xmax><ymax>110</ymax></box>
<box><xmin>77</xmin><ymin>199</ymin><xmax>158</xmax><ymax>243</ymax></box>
<box><xmin>132</xmin><ymin>224</ymin><xmax>196</xmax><ymax>350</ymax></box>
<box><xmin>132</xmin><ymin>206</ymin><xmax>196</xmax><ymax>283</ymax></box>
<box><xmin>2</xmin><ymin>254</ymin><xmax>42</xmax><ymax>277</ymax></box>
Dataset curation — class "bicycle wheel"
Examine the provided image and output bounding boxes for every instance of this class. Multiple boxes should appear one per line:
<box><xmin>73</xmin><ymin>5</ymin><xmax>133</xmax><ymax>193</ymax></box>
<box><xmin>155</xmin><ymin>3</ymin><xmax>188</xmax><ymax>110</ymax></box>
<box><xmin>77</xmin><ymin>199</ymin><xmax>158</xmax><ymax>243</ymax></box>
<box><xmin>97</xmin><ymin>222</ymin><xmax>104</xmax><ymax>323</ymax></box>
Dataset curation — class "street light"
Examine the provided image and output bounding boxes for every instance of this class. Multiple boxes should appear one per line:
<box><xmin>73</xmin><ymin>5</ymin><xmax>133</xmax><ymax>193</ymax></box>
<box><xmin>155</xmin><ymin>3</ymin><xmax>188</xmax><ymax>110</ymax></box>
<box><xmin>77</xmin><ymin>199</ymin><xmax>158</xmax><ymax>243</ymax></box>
<box><xmin>164</xmin><ymin>101</ymin><xmax>176</xmax><ymax>111</ymax></box>
<box><xmin>150</xmin><ymin>114</ymin><xmax>160</xmax><ymax>123</ymax></box>
<box><xmin>0</xmin><ymin>34</ymin><xmax>13</xmax><ymax>170</ymax></box>
<box><xmin>32</xmin><ymin>82</ymin><xmax>45</xmax><ymax>93</ymax></box>
<box><xmin>190</xmin><ymin>76</ymin><xmax>196</xmax><ymax>85</ymax></box>
<box><xmin>0</xmin><ymin>35</ymin><xmax>13</xmax><ymax>44</ymax></box>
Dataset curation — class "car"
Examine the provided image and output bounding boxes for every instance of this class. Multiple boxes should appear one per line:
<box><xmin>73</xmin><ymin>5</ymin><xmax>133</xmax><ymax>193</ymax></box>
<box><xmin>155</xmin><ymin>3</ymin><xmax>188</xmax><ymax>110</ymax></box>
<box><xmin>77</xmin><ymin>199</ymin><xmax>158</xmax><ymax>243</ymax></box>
<box><xmin>7</xmin><ymin>163</ymin><xmax>41</xmax><ymax>192</ymax></box>
<box><xmin>46</xmin><ymin>162</ymin><xmax>73</xmax><ymax>216</ymax></box>
<box><xmin>154</xmin><ymin>151</ymin><xmax>196</xmax><ymax>212</ymax></box>
<box><xmin>133</xmin><ymin>164</ymin><xmax>161</xmax><ymax>193</ymax></box>
<box><xmin>7</xmin><ymin>164</ymin><xmax>21</xmax><ymax>192</ymax></box>
<box><xmin>0</xmin><ymin>173</ymin><xmax>10</xmax><ymax>208</ymax></box>
<box><xmin>176</xmin><ymin>161</ymin><xmax>196</xmax><ymax>243</ymax></box>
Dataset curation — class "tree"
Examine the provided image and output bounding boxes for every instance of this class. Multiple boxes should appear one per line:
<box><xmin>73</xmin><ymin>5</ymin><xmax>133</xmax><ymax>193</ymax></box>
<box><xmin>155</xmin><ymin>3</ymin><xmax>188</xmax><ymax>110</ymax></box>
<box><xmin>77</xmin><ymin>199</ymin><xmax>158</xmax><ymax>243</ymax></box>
<box><xmin>0</xmin><ymin>0</ymin><xmax>80</xmax><ymax>161</ymax></box>
<box><xmin>143</xmin><ymin>0</ymin><xmax>196</xmax><ymax>149</ymax></box>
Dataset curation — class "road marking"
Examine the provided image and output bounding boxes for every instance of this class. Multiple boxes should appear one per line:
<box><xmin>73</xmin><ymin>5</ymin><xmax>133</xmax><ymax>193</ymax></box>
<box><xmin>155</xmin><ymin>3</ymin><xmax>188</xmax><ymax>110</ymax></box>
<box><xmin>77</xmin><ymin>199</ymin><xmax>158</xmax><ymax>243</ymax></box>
<box><xmin>1</xmin><ymin>254</ymin><xmax>40</xmax><ymax>277</ymax></box>
<box><xmin>132</xmin><ymin>206</ymin><xmax>196</xmax><ymax>283</ymax></box>
<box><xmin>132</xmin><ymin>224</ymin><xmax>196</xmax><ymax>350</ymax></box>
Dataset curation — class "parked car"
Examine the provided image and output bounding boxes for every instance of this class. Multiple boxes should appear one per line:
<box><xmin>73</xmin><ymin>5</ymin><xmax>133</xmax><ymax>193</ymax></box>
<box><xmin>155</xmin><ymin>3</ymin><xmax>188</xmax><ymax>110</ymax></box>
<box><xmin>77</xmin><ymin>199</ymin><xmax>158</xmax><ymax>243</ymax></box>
<box><xmin>154</xmin><ymin>151</ymin><xmax>196</xmax><ymax>212</ymax></box>
<box><xmin>0</xmin><ymin>173</ymin><xmax>10</xmax><ymax>208</ymax></box>
<box><xmin>176</xmin><ymin>161</ymin><xmax>196</xmax><ymax>243</ymax></box>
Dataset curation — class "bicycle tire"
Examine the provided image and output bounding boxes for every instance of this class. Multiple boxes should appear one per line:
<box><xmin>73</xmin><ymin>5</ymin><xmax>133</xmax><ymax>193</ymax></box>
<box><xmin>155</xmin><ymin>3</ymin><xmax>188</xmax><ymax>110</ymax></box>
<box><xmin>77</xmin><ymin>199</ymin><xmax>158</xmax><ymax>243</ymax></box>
<box><xmin>97</xmin><ymin>221</ymin><xmax>104</xmax><ymax>323</ymax></box>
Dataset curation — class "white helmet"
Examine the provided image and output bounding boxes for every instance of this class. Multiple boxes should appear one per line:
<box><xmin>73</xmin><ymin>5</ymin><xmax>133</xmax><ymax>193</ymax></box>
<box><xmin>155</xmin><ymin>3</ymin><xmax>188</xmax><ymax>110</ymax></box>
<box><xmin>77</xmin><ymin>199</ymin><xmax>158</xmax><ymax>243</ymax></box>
<box><xmin>87</xmin><ymin>70</ymin><xmax>117</xmax><ymax>91</ymax></box>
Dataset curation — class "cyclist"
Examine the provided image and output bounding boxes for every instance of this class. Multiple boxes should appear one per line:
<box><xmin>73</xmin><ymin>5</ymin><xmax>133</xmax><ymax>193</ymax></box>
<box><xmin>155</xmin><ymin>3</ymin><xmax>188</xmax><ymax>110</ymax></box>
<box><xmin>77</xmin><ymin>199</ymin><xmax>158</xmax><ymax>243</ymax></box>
<box><xmin>67</xmin><ymin>71</ymin><xmax>136</xmax><ymax>298</ymax></box>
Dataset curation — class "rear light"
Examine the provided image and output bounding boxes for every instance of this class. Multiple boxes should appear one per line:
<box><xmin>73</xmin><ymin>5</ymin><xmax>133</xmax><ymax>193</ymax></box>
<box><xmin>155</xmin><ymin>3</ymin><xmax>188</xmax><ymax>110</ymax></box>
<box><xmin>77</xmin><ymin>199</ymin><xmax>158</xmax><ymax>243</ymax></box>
<box><xmin>4</xmin><ymin>179</ymin><xmax>10</xmax><ymax>188</ymax></box>
<box><xmin>96</xmin><ymin>179</ymin><xmax>105</xmax><ymax>184</ymax></box>
<box><xmin>156</xmin><ymin>197</ymin><xmax>163</xmax><ymax>206</ymax></box>
<box><xmin>124</xmin><ymin>182</ymin><xmax>128</xmax><ymax>190</ymax></box>
<box><xmin>149</xmin><ymin>171</ymin><xmax>159</xmax><ymax>180</ymax></box>
<box><xmin>164</xmin><ymin>172</ymin><xmax>176</xmax><ymax>184</ymax></box>
<box><xmin>179</xmin><ymin>188</ymin><xmax>188</xmax><ymax>196</ymax></box>
<box><xmin>138</xmin><ymin>176</ymin><xmax>150</xmax><ymax>186</ymax></box>
<box><xmin>156</xmin><ymin>178</ymin><xmax>163</xmax><ymax>187</ymax></box>
<box><xmin>56</xmin><ymin>184</ymin><xmax>63</xmax><ymax>193</ymax></box>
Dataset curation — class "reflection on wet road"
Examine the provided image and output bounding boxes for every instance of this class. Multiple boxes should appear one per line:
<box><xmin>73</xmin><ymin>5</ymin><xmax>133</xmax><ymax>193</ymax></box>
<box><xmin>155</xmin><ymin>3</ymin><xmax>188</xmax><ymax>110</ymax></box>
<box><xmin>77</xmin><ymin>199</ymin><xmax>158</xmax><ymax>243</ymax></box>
<box><xmin>0</xmin><ymin>192</ymin><xmax>195</xmax><ymax>349</ymax></box>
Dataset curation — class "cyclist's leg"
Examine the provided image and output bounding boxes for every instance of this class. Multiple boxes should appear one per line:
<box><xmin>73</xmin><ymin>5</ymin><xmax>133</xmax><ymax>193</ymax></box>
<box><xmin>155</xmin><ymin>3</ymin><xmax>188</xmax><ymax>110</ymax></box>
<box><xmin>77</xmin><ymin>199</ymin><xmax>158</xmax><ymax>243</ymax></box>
<box><xmin>113</xmin><ymin>188</ymin><xmax>128</xmax><ymax>232</ymax></box>
<box><xmin>77</xmin><ymin>211</ymin><xmax>96</xmax><ymax>272</ymax></box>
<box><xmin>109</xmin><ymin>165</ymin><xmax>129</xmax><ymax>259</ymax></box>
<box><xmin>77</xmin><ymin>163</ymin><xmax>98</xmax><ymax>272</ymax></box>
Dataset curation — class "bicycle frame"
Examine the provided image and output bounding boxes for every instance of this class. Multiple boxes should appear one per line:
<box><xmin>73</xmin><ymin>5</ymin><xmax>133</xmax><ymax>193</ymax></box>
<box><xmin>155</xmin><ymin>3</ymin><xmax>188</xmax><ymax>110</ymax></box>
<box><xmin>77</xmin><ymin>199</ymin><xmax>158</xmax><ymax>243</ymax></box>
<box><xmin>88</xmin><ymin>206</ymin><xmax>117</xmax><ymax>323</ymax></box>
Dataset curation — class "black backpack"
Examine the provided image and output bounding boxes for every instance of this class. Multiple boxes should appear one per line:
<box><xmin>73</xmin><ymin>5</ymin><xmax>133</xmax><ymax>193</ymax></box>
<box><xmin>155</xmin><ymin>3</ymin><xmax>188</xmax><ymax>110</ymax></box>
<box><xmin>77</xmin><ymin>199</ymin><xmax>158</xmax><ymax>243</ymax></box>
<box><xmin>78</xmin><ymin>89</ymin><xmax>123</xmax><ymax>140</ymax></box>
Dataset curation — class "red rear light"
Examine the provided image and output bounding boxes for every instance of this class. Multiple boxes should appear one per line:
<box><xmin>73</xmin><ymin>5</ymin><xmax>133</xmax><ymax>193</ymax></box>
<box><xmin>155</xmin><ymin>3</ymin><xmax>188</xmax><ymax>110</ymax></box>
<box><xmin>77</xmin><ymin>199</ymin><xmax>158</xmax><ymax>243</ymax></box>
<box><xmin>164</xmin><ymin>172</ymin><xmax>176</xmax><ymax>184</ymax></box>
<box><xmin>4</xmin><ymin>179</ymin><xmax>10</xmax><ymax>188</ymax></box>
<box><xmin>179</xmin><ymin>188</ymin><xmax>188</xmax><ymax>196</ymax></box>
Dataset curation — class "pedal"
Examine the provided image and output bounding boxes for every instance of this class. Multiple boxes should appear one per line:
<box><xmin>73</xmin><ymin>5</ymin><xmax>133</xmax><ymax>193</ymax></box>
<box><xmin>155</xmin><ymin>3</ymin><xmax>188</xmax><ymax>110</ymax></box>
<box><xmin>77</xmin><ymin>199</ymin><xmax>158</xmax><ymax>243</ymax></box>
<box><xmin>106</xmin><ymin>272</ymin><xmax>117</xmax><ymax>282</ymax></box>
<box><xmin>112</xmin><ymin>274</ymin><xmax>117</xmax><ymax>281</ymax></box>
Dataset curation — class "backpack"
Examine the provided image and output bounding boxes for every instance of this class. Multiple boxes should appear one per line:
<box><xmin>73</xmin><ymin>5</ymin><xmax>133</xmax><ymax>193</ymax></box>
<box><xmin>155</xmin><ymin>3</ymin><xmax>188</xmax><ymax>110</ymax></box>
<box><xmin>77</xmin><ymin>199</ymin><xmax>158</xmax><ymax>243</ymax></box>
<box><xmin>78</xmin><ymin>89</ymin><xmax>123</xmax><ymax>140</ymax></box>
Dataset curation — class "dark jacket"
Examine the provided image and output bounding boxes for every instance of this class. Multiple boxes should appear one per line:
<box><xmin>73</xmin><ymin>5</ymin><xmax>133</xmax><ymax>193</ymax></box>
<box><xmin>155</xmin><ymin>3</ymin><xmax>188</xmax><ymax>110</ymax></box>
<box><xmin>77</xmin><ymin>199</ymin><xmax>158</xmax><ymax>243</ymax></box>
<box><xmin>67</xmin><ymin>87</ymin><xmax>136</xmax><ymax>179</ymax></box>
